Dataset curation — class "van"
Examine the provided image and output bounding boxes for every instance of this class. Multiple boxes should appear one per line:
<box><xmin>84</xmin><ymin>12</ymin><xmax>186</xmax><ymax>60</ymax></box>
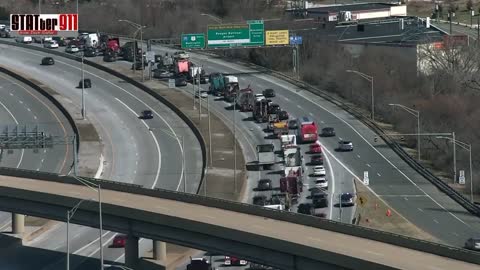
<box><xmin>15</xmin><ymin>36</ymin><xmax>32</xmax><ymax>43</ymax></box>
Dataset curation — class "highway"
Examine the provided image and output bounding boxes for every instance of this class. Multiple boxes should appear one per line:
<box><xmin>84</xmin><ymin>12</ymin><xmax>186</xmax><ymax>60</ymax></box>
<box><xmin>147</xmin><ymin>45</ymin><xmax>480</xmax><ymax>247</ymax></box>
<box><xmin>0</xmin><ymin>43</ymin><xmax>203</xmax><ymax>268</ymax></box>
<box><xmin>0</xmin><ymin>174</ymin><xmax>478</xmax><ymax>270</ymax></box>
<box><xmin>0</xmin><ymin>71</ymin><xmax>73</xmax><ymax>233</ymax></box>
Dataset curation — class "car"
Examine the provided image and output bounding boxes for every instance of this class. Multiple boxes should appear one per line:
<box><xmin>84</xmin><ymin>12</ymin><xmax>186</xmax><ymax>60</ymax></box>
<box><xmin>52</xmin><ymin>36</ymin><xmax>67</xmax><ymax>46</ymax></box>
<box><xmin>41</xmin><ymin>57</ymin><xmax>55</xmax><ymax>65</ymax></box>
<box><xmin>43</xmin><ymin>40</ymin><xmax>58</xmax><ymax>49</ymax></box>
<box><xmin>139</xmin><ymin>110</ymin><xmax>153</xmax><ymax>119</ymax></box>
<box><xmin>255</xmin><ymin>93</ymin><xmax>265</xmax><ymax>101</ymax></box>
<box><xmin>103</xmin><ymin>51</ymin><xmax>117</xmax><ymax>62</ymax></box>
<box><xmin>263</xmin><ymin>88</ymin><xmax>275</xmax><ymax>98</ymax></box>
<box><xmin>310</xmin><ymin>154</ymin><xmax>323</xmax><ymax>165</ymax></box>
<box><xmin>0</xmin><ymin>29</ymin><xmax>11</xmax><ymax>38</ymax></box>
<box><xmin>310</xmin><ymin>142</ymin><xmax>322</xmax><ymax>153</ymax></box>
<box><xmin>465</xmin><ymin>237</ymin><xmax>480</xmax><ymax>251</ymax></box>
<box><xmin>297</xmin><ymin>203</ymin><xmax>313</xmax><ymax>215</ymax></box>
<box><xmin>253</xmin><ymin>195</ymin><xmax>267</xmax><ymax>206</ymax></box>
<box><xmin>173</xmin><ymin>50</ymin><xmax>189</xmax><ymax>59</ymax></box>
<box><xmin>84</xmin><ymin>47</ymin><xmax>100</xmax><ymax>57</ymax></box>
<box><xmin>78</xmin><ymin>78</ymin><xmax>92</xmax><ymax>88</ymax></box>
<box><xmin>278</xmin><ymin>110</ymin><xmax>289</xmax><ymax>120</ymax></box>
<box><xmin>338</xmin><ymin>140</ymin><xmax>353</xmax><ymax>151</ymax></box>
<box><xmin>257</xmin><ymin>179</ymin><xmax>272</xmax><ymax>191</ymax></box>
<box><xmin>224</xmin><ymin>256</ymin><xmax>248</xmax><ymax>266</ymax></box>
<box><xmin>32</xmin><ymin>36</ymin><xmax>42</xmax><ymax>43</ymax></box>
<box><xmin>340</xmin><ymin>193</ymin><xmax>355</xmax><ymax>206</ymax></box>
<box><xmin>288</xmin><ymin>119</ymin><xmax>298</xmax><ymax>129</ymax></box>
<box><xmin>312</xmin><ymin>194</ymin><xmax>328</xmax><ymax>208</ymax></box>
<box><xmin>15</xmin><ymin>36</ymin><xmax>32</xmax><ymax>43</ymax></box>
<box><xmin>42</xmin><ymin>37</ymin><xmax>52</xmax><ymax>43</ymax></box>
<box><xmin>195</xmin><ymin>91</ymin><xmax>209</xmax><ymax>99</ymax></box>
<box><xmin>111</xmin><ymin>234</ymin><xmax>127</xmax><ymax>248</ymax></box>
<box><xmin>175</xmin><ymin>76</ymin><xmax>188</xmax><ymax>87</ymax></box>
<box><xmin>153</xmin><ymin>69</ymin><xmax>173</xmax><ymax>79</ymax></box>
<box><xmin>321</xmin><ymin>127</ymin><xmax>336</xmax><ymax>137</ymax></box>
<box><xmin>65</xmin><ymin>45</ymin><xmax>79</xmax><ymax>53</ymax></box>
<box><xmin>268</xmin><ymin>103</ymin><xmax>281</xmax><ymax>115</ymax></box>
<box><xmin>314</xmin><ymin>177</ymin><xmax>328</xmax><ymax>189</ymax></box>
<box><xmin>312</xmin><ymin>165</ymin><xmax>326</xmax><ymax>176</ymax></box>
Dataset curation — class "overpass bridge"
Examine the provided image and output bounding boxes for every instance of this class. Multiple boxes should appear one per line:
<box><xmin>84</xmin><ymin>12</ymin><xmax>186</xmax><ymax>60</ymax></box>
<box><xmin>0</xmin><ymin>168</ymin><xmax>479</xmax><ymax>270</ymax></box>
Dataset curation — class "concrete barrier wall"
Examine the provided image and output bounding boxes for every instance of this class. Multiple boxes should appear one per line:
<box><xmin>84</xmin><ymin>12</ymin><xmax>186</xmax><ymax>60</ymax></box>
<box><xmin>0</xmin><ymin>166</ymin><xmax>479</xmax><ymax>265</ymax></box>
<box><xmin>0</xmin><ymin>40</ymin><xmax>206</xmax><ymax>194</ymax></box>
<box><xmin>0</xmin><ymin>66</ymin><xmax>80</xmax><ymax>156</ymax></box>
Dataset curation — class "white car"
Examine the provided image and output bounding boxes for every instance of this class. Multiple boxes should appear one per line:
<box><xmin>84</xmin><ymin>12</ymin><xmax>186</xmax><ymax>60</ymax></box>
<box><xmin>65</xmin><ymin>45</ymin><xmax>79</xmax><ymax>53</ymax></box>
<box><xmin>15</xmin><ymin>36</ymin><xmax>32</xmax><ymax>43</ymax></box>
<box><xmin>43</xmin><ymin>41</ymin><xmax>58</xmax><ymax>49</ymax></box>
<box><xmin>313</xmin><ymin>165</ymin><xmax>326</xmax><ymax>176</ymax></box>
<box><xmin>314</xmin><ymin>177</ymin><xmax>328</xmax><ymax>189</ymax></box>
<box><xmin>255</xmin><ymin>93</ymin><xmax>265</xmax><ymax>101</ymax></box>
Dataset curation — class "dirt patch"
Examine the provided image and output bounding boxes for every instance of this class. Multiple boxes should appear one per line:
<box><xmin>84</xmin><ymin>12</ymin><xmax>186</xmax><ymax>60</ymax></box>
<box><xmin>354</xmin><ymin>179</ymin><xmax>439</xmax><ymax>243</ymax></box>
<box><xmin>76</xmin><ymin>122</ymin><xmax>100</xmax><ymax>142</ymax></box>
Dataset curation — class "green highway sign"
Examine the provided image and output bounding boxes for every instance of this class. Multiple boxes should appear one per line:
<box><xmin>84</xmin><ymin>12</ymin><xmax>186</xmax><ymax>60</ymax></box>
<box><xmin>181</xmin><ymin>33</ymin><xmax>205</xmax><ymax>49</ymax></box>
<box><xmin>207</xmin><ymin>20</ymin><xmax>264</xmax><ymax>48</ymax></box>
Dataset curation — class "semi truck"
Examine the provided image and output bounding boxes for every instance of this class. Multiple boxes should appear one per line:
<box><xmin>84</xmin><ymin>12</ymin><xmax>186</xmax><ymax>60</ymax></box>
<box><xmin>280</xmin><ymin>176</ymin><xmax>303</xmax><ymax>201</ymax></box>
<box><xmin>253</xmin><ymin>99</ymin><xmax>269</xmax><ymax>123</ymax></box>
<box><xmin>224</xmin><ymin>75</ymin><xmax>239</xmax><ymax>102</ymax></box>
<box><xmin>236</xmin><ymin>87</ymin><xmax>255</xmax><ymax>111</ymax></box>
<box><xmin>255</xmin><ymin>144</ymin><xmax>275</xmax><ymax>170</ymax></box>
<box><xmin>120</xmin><ymin>41</ymin><xmax>141</xmax><ymax>62</ymax></box>
<box><xmin>280</xmin><ymin>134</ymin><xmax>296</xmax><ymax>150</ymax></box>
<box><xmin>209</xmin><ymin>73</ymin><xmax>225</xmax><ymax>96</ymax></box>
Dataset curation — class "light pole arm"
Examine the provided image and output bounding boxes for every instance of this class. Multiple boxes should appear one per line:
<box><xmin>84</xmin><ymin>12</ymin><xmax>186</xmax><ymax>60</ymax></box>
<box><xmin>71</xmin><ymin>175</ymin><xmax>99</xmax><ymax>192</ymax></box>
<box><xmin>118</xmin><ymin>19</ymin><xmax>143</xmax><ymax>29</ymax></box>
<box><xmin>346</xmin><ymin>70</ymin><xmax>372</xmax><ymax>82</ymax></box>
<box><xmin>436</xmin><ymin>136</ymin><xmax>470</xmax><ymax>150</ymax></box>
<box><xmin>388</xmin><ymin>104</ymin><xmax>419</xmax><ymax>118</ymax></box>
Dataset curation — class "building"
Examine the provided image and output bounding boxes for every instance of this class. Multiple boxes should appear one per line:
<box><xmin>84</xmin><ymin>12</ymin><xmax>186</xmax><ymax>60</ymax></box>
<box><xmin>286</xmin><ymin>2</ymin><xmax>407</xmax><ymax>23</ymax></box>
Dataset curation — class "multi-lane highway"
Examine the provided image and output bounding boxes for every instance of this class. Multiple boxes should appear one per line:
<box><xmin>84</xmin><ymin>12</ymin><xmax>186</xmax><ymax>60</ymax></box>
<box><xmin>0</xmin><ymin>71</ymin><xmax>74</xmax><ymax>233</ymax></box>
<box><xmin>147</xmin><ymin>44</ymin><xmax>480</xmax><ymax>247</ymax></box>
<box><xmin>0</xmin><ymin>43</ymin><xmax>203</xmax><ymax>268</ymax></box>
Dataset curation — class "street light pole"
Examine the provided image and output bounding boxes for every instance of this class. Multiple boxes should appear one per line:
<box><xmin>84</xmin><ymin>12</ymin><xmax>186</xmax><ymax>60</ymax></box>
<box><xmin>436</xmin><ymin>136</ymin><xmax>473</xmax><ymax>202</ymax></box>
<box><xmin>233</xmin><ymin>95</ymin><xmax>237</xmax><ymax>193</ymax></box>
<box><xmin>118</xmin><ymin>20</ymin><xmax>146</xmax><ymax>78</ymax></box>
<box><xmin>81</xmin><ymin>53</ymin><xmax>85</xmax><ymax>120</ymax></box>
<box><xmin>346</xmin><ymin>70</ymin><xmax>374</xmax><ymax>121</ymax></box>
<box><xmin>453</xmin><ymin>132</ymin><xmax>457</xmax><ymax>184</ymax></box>
<box><xmin>200</xmin><ymin>13</ymin><xmax>223</xmax><ymax>24</ymax></box>
<box><xmin>67</xmin><ymin>199</ymin><xmax>90</xmax><ymax>270</ymax></box>
<box><xmin>140</xmin><ymin>28</ymin><xmax>144</xmax><ymax>82</ymax></box>
<box><xmin>388</xmin><ymin>104</ymin><xmax>421</xmax><ymax>160</ymax></box>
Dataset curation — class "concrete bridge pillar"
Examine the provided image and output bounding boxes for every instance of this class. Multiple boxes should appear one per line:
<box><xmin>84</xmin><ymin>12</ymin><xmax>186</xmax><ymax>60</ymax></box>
<box><xmin>153</xmin><ymin>241</ymin><xmax>167</xmax><ymax>263</ymax></box>
<box><xmin>12</xmin><ymin>213</ymin><xmax>24</xmax><ymax>234</ymax></box>
<box><xmin>125</xmin><ymin>234</ymin><xmax>139</xmax><ymax>268</ymax></box>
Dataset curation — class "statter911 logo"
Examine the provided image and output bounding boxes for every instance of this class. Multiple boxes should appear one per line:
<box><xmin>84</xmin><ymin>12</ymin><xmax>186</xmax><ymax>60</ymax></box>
<box><xmin>10</xmin><ymin>14</ymin><xmax>78</xmax><ymax>35</ymax></box>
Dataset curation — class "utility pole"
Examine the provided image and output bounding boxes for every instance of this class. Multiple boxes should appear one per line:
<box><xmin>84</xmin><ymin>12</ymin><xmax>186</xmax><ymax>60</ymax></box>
<box><xmin>453</xmin><ymin>132</ymin><xmax>457</xmax><ymax>184</ymax></box>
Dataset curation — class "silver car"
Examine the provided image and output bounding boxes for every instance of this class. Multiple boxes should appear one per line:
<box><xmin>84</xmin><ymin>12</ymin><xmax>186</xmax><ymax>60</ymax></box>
<box><xmin>338</xmin><ymin>140</ymin><xmax>353</xmax><ymax>151</ymax></box>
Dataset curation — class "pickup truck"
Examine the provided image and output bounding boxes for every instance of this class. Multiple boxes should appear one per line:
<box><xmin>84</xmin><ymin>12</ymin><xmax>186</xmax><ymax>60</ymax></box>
<box><xmin>255</xmin><ymin>144</ymin><xmax>275</xmax><ymax>170</ymax></box>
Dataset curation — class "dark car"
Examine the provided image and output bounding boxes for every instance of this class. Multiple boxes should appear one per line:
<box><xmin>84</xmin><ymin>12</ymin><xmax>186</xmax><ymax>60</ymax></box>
<box><xmin>268</xmin><ymin>103</ymin><xmax>280</xmax><ymax>115</ymax></box>
<box><xmin>297</xmin><ymin>203</ymin><xmax>313</xmax><ymax>215</ymax></box>
<box><xmin>139</xmin><ymin>110</ymin><xmax>153</xmax><ymax>119</ymax></box>
<box><xmin>103</xmin><ymin>53</ymin><xmax>117</xmax><ymax>62</ymax></box>
<box><xmin>321</xmin><ymin>127</ymin><xmax>336</xmax><ymax>137</ymax></box>
<box><xmin>253</xmin><ymin>195</ymin><xmax>267</xmax><ymax>206</ymax></box>
<box><xmin>341</xmin><ymin>193</ymin><xmax>354</xmax><ymax>206</ymax></box>
<box><xmin>0</xmin><ymin>29</ymin><xmax>11</xmax><ymax>38</ymax></box>
<box><xmin>52</xmin><ymin>36</ymin><xmax>67</xmax><ymax>46</ymax></box>
<box><xmin>465</xmin><ymin>237</ymin><xmax>480</xmax><ymax>251</ymax></box>
<box><xmin>175</xmin><ymin>76</ymin><xmax>188</xmax><ymax>87</ymax></box>
<box><xmin>78</xmin><ymin>78</ymin><xmax>92</xmax><ymax>88</ymax></box>
<box><xmin>312</xmin><ymin>193</ymin><xmax>328</xmax><ymax>208</ymax></box>
<box><xmin>41</xmin><ymin>57</ymin><xmax>55</xmax><ymax>65</ymax></box>
<box><xmin>111</xmin><ymin>234</ymin><xmax>127</xmax><ymax>248</ymax></box>
<box><xmin>257</xmin><ymin>179</ymin><xmax>272</xmax><ymax>191</ymax></box>
<box><xmin>84</xmin><ymin>47</ymin><xmax>100</xmax><ymax>57</ymax></box>
<box><xmin>288</xmin><ymin>119</ymin><xmax>298</xmax><ymax>129</ymax></box>
<box><xmin>278</xmin><ymin>110</ymin><xmax>289</xmax><ymax>121</ymax></box>
<box><xmin>263</xmin><ymin>88</ymin><xmax>275</xmax><ymax>98</ymax></box>
<box><xmin>310</xmin><ymin>155</ymin><xmax>323</xmax><ymax>165</ymax></box>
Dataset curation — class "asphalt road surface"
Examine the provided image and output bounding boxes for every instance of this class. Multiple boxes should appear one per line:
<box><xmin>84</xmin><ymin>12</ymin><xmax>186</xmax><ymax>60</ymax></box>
<box><xmin>151</xmin><ymin>45</ymin><xmax>480</xmax><ymax>247</ymax></box>
<box><xmin>0</xmin><ymin>72</ymin><xmax>74</xmax><ymax>232</ymax></box>
<box><xmin>0</xmin><ymin>43</ymin><xmax>202</xmax><ymax>269</ymax></box>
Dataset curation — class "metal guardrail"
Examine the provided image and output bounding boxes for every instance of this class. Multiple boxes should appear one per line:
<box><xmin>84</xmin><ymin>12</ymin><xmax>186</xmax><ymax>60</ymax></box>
<box><xmin>214</xmin><ymin>56</ymin><xmax>480</xmax><ymax>217</ymax></box>
<box><xmin>0</xmin><ymin>166</ymin><xmax>479</xmax><ymax>265</ymax></box>
<box><xmin>0</xmin><ymin>39</ymin><xmax>206</xmax><ymax>194</ymax></box>
<box><xmin>0</xmin><ymin>66</ymin><xmax>80</xmax><ymax>161</ymax></box>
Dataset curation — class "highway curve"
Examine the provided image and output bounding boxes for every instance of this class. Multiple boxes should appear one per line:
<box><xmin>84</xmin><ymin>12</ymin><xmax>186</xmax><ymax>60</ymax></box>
<box><xmin>0</xmin><ymin>71</ymin><xmax>73</xmax><ymax>232</ymax></box>
<box><xmin>0</xmin><ymin>43</ymin><xmax>202</xmax><ymax>268</ymax></box>
<box><xmin>150</xmin><ymin>45</ymin><xmax>480</xmax><ymax>247</ymax></box>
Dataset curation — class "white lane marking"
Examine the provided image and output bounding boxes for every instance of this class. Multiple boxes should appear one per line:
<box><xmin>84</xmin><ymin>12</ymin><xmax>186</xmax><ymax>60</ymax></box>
<box><xmin>296</xmin><ymin>104</ymin><xmax>301</xmax><ymax>108</ymax></box>
<box><xmin>72</xmin><ymin>231</ymin><xmax>111</xmax><ymax>254</ymax></box>
<box><xmin>85</xmin><ymin>234</ymin><xmax>117</xmax><ymax>258</ymax></box>
<box><xmin>404</xmin><ymin>197</ymin><xmax>408</xmax><ymax>201</ymax></box>
<box><xmin>19</xmin><ymin>100</ymin><xmax>23</xmax><ymax>104</ymax></box>
<box><xmin>34</xmin><ymin>115</ymin><xmax>37</xmax><ymax>119</ymax></box>
<box><xmin>366</xmin><ymin>164</ymin><xmax>371</xmax><ymax>168</ymax></box>
<box><xmin>41</xmin><ymin>159</ymin><xmax>44</xmax><ymax>163</ymax></box>
<box><xmin>453</xmin><ymin>232</ymin><xmax>459</xmax><ymax>236</ymax></box>
<box><xmin>357</xmin><ymin>155</ymin><xmax>361</xmax><ymax>158</ymax></box>
<box><xmin>433</xmin><ymin>219</ymin><xmax>439</xmax><ymax>224</ymax></box>
<box><xmin>338</xmin><ymin>137</ymin><xmax>342</xmax><ymax>141</ymax></box>
<box><xmin>418</xmin><ymin>208</ymin><xmax>424</xmax><ymax>212</ymax></box>
<box><xmin>27</xmin><ymin>108</ymin><xmax>31</xmax><ymax>112</ymax></box>
<box><xmin>283</xmin><ymin>96</ymin><xmax>290</xmax><ymax>101</ymax></box>
<box><xmin>204</xmin><ymin>56</ymin><xmax>471</xmax><ymax>227</ymax></box>
<box><xmin>379</xmin><ymin>195</ymin><xmax>428</xmax><ymax>197</ymax></box>
<box><xmin>377</xmin><ymin>172</ymin><xmax>381</xmax><ymax>177</ymax></box>
<box><xmin>115</xmin><ymin>98</ymin><xmax>161</xmax><ymax>188</ymax></box>
<box><xmin>0</xmin><ymin>99</ymin><xmax>24</xmax><ymax>168</ymax></box>
<box><xmin>9</xmin><ymin>93</ymin><xmax>13</xmax><ymax>96</ymax></box>
<box><xmin>316</xmin><ymin>140</ymin><xmax>335</xmax><ymax>220</ymax></box>
<box><xmin>309</xmin><ymin>112</ymin><xmax>314</xmax><ymax>117</ymax></box>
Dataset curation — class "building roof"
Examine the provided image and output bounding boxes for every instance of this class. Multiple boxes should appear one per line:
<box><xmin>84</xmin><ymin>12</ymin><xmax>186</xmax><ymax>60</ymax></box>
<box><xmin>305</xmin><ymin>3</ymin><xmax>397</xmax><ymax>14</ymax></box>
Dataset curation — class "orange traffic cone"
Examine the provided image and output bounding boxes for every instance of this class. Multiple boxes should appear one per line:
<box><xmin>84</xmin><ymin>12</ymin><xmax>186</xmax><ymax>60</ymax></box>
<box><xmin>386</xmin><ymin>209</ymin><xmax>392</xmax><ymax>217</ymax></box>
